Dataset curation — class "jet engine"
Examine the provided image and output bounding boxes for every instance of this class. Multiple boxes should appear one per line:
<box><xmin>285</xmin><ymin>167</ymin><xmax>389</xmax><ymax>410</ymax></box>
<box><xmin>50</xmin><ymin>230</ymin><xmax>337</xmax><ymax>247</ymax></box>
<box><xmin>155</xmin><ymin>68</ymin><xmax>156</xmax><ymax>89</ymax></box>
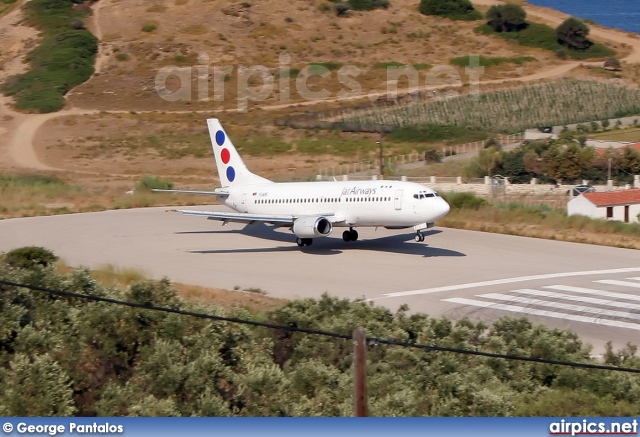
<box><xmin>292</xmin><ymin>216</ymin><xmax>333</xmax><ymax>238</ymax></box>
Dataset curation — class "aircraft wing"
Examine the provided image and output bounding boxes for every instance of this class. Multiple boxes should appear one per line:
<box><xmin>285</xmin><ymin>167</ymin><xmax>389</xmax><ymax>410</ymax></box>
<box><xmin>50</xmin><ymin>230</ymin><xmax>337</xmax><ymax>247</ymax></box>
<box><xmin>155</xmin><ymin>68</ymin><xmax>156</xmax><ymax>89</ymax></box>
<box><xmin>167</xmin><ymin>209</ymin><xmax>346</xmax><ymax>226</ymax></box>
<box><xmin>152</xmin><ymin>188</ymin><xmax>230</xmax><ymax>197</ymax></box>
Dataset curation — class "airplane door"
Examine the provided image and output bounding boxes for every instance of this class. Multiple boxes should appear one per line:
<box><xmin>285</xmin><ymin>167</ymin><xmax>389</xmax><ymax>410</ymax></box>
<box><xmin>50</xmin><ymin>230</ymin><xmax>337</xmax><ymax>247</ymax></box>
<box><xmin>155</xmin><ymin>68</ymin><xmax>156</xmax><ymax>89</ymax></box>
<box><xmin>394</xmin><ymin>190</ymin><xmax>403</xmax><ymax>210</ymax></box>
<box><xmin>241</xmin><ymin>193</ymin><xmax>248</xmax><ymax>212</ymax></box>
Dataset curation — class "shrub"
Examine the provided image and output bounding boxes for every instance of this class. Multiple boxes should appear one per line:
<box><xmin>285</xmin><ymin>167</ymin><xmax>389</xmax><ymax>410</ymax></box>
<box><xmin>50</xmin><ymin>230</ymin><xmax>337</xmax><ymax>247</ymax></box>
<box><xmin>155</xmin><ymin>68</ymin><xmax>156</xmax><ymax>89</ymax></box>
<box><xmin>5</xmin><ymin>246</ymin><xmax>58</xmax><ymax>269</ymax></box>
<box><xmin>557</xmin><ymin>17</ymin><xmax>591</xmax><ymax>50</ymax></box>
<box><xmin>334</xmin><ymin>2</ymin><xmax>349</xmax><ymax>16</ymax></box>
<box><xmin>419</xmin><ymin>0</ymin><xmax>482</xmax><ymax>21</ymax></box>
<box><xmin>604</xmin><ymin>57</ymin><xmax>621</xmax><ymax>71</ymax></box>
<box><xmin>141</xmin><ymin>24</ymin><xmax>157</xmax><ymax>32</ymax></box>
<box><xmin>486</xmin><ymin>4</ymin><xmax>526</xmax><ymax>32</ymax></box>
<box><xmin>441</xmin><ymin>192</ymin><xmax>487</xmax><ymax>210</ymax></box>
<box><xmin>0</xmin><ymin>0</ymin><xmax>97</xmax><ymax>113</ymax></box>
<box><xmin>476</xmin><ymin>22</ymin><xmax>614</xmax><ymax>60</ymax></box>
<box><xmin>348</xmin><ymin>0</ymin><xmax>388</xmax><ymax>10</ymax></box>
<box><xmin>135</xmin><ymin>176</ymin><xmax>174</xmax><ymax>191</ymax></box>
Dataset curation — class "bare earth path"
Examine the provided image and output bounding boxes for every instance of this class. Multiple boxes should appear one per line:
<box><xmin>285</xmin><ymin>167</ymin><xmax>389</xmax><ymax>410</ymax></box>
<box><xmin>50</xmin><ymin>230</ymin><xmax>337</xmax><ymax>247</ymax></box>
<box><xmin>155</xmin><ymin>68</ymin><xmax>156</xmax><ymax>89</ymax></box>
<box><xmin>1</xmin><ymin>0</ymin><xmax>639</xmax><ymax>171</ymax></box>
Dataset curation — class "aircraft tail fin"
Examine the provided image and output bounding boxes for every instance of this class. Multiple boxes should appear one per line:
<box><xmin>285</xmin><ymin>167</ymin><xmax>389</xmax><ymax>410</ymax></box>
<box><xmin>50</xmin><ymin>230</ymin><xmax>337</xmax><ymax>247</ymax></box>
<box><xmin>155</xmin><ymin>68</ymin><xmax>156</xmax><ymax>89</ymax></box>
<box><xmin>207</xmin><ymin>118</ymin><xmax>272</xmax><ymax>187</ymax></box>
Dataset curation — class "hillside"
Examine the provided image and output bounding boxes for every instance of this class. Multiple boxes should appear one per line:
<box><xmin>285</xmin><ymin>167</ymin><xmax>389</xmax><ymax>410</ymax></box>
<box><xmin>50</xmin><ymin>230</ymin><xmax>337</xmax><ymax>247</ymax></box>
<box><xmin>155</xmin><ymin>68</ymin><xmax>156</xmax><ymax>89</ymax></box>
<box><xmin>0</xmin><ymin>0</ymin><xmax>638</xmax><ymax>207</ymax></box>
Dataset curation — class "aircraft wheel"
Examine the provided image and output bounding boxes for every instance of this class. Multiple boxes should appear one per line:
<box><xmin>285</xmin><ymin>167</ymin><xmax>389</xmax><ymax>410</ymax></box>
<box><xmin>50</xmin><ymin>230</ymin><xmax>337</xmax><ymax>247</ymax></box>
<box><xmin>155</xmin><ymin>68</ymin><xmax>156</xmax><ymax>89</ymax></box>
<box><xmin>296</xmin><ymin>238</ymin><xmax>304</xmax><ymax>247</ymax></box>
<box><xmin>304</xmin><ymin>238</ymin><xmax>313</xmax><ymax>246</ymax></box>
<box><xmin>350</xmin><ymin>230</ymin><xmax>359</xmax><ymax>241</ymax></box>
<box><xmin>342</xmin><ymin>230</ymin><xmax>351</xmax><ymax>242</ymax></box>
<box><xmin>415</xmin><ymin>234</ymin><xmax>422</xmax><ymax>242</ymax></box>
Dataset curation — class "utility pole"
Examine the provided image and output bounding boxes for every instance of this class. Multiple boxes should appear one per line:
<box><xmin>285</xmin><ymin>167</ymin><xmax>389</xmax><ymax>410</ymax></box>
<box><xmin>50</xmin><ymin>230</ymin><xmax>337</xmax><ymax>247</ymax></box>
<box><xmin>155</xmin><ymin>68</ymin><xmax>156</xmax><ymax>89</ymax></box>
<box><xmin>353</xmin><ymin>327</ymin><xmax>368</xmax><ymax>417</ymax></box>
<box><xmin>377</xmin><ymin>131</ymin><xmax>384</xmax><ymax>179</ymax></box>
<box><xmin>608</xmin><ymin>157</ymin><xmax>612</xmax><ymax>181</ymax></box>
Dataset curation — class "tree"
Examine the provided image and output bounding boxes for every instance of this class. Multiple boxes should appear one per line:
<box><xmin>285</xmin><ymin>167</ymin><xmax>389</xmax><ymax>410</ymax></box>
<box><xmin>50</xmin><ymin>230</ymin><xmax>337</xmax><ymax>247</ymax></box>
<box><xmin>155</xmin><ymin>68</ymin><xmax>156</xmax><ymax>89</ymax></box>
<box><xmin>465</xmin><ymin>146</ymin><xmax>503</xmax><ymax>177</ymax></box>
<box><xmin>604</xmin><ymin>57</ymin><xmax>621</xmax><ymax>71</ymax></box>
<box><xmin>556</xmin><ymin>17</ymin><xmax>591</xmax><ymax>50</ymax></box>
<box><xmin>486</xmin><ymin>4</ymin><xmax>526</xmax><ymax>32</ymax></box>
<box><xmin>486</xmin><ymin>5</ymin><xmax>503</xmax><ymax>31</ymax></box>
<box><xmin>0</xmin><ymin>354</ymin><xmax>76</xmax><ymax>416</ymax></box>
<box><xmin>418</xmin><ymin>0</ymin><xmax>482</xmax><ymax>21</ymax></box>
<box><xmin>5</xmin><ymin>246</ymin><xmax>58</xmax><ymax>269</ymax></box>
<box><xmin>501</xmin><ymin>4</ymin><xmax>526</xmax><ymax>31</ymax></box>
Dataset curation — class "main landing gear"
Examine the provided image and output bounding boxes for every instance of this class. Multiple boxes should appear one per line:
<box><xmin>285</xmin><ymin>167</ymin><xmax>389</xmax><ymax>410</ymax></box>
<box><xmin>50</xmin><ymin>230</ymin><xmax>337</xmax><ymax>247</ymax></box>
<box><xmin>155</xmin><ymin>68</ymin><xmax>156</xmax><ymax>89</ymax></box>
<box><xmin>415</xmin><ymin>230</ymin><xmax>425</xmax><ymax>242</ymax></box>
<box><xmin>296</xmin><ymin>238</ymin><xmax>313</xmax><ymax>247</ymax></box>
<box><xmin>342</xmin><ymin>228</ymin><xmax>359</xmax><ymax>242</ymax></box>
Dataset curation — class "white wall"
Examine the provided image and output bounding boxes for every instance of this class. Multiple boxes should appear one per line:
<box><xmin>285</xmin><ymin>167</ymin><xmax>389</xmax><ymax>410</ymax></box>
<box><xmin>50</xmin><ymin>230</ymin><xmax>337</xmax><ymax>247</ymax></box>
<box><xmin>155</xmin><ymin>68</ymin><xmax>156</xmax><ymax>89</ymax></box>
<box><xmin>568</xmin><ymin>196</ymin><xmax>640</xmax><ymax>223</ymax></box>
<box><xmin>568</xmin><ymin>195</ymin><xmax>603</xmax><ymax>220</ymax></box>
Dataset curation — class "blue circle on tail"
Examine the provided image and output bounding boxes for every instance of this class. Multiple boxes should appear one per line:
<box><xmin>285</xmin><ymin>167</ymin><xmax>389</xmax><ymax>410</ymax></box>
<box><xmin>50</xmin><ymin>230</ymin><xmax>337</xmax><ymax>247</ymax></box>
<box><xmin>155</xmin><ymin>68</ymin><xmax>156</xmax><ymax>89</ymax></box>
<box><xmin>215</xmin><ymin>130</ymin><xmax>225</xmax><ymax>146</ymax></box>
<box><xmin>227</xmin><ymin>166</ymin><xmax>236</xmax><ymax>182</ymax></box>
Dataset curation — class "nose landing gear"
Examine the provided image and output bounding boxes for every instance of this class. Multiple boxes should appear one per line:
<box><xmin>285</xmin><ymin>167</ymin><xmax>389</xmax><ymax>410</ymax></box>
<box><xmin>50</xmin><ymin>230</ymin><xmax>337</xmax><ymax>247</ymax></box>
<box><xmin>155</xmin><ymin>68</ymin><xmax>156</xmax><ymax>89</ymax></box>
<box><xmin>414</xmin><ymin>231</ymin><xmax>425</xmax><ymax>242</ymax></box>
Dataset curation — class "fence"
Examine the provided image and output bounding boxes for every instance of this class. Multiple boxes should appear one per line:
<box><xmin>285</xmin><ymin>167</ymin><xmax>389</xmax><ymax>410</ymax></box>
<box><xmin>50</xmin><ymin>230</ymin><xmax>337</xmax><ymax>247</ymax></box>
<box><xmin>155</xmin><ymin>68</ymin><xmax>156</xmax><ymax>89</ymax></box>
<box><xmin>318</xmin><ymin>133</ymin><xmax>525</xmax><ymax>179</ymax></box>
<box><xmin>313</xmin><ymin>175</ymin><xmax>640</xmax><ymax>197</ymax></box>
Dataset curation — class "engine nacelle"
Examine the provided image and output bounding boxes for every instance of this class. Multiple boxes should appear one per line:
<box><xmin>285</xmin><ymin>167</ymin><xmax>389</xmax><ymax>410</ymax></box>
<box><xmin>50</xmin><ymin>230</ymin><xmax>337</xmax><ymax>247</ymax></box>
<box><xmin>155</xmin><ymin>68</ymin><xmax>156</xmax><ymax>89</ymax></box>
<box><xmin>292</xmin><ymin>216</ymin><xmax>333</xmax><ymax>238</ymax></box>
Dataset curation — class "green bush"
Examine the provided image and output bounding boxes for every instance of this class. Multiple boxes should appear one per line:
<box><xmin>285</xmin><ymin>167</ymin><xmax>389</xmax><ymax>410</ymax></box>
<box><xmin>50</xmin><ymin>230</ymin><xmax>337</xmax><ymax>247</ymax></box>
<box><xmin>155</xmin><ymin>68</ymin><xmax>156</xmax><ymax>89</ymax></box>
<box><xmin>308</xmin><ymin>61</ymin><xmax>343</xmax><ymax>72</ymax></box>
<box><xmin>135</xmin><ymin>176</ymin><xmax>174</xmax><ymax>191</ymax></box>
<box><xmin>5</xmin><ymin>246</ymin><xmax>58</xmax><ymax>269</ymax></box>
<box><xmin>557</xmin><ymin>17</ymin><xmax>590</xmax><ymax>50</ymax></box>
<box><xmin>418</xmin><ymin>0</ymin><xmax>482</xmax><ymax>21</ymax></box>
<box><xmin>334</xmin><ymin>2</ymin><xmax>349</xmax><ymax>16</ymax></box>
<box><xmin>387</xmin><ymin>124</ymin><xmax>489</xmax><ymax>143</ymax></box>
<box><xmin>0</xmin><ymin>173</ymin><xmax>66</xmax><ymax>188</ymax></box>
<box><xmin>475</xmin><ymin>22</ymin><xmax>614</xmax><ymax>60</ymax></box>
<box><xmin>441</xmin><ymin>192</ymin><xmax>488</xmax><ymax>210</ymax></box>
<box><xmin>450</xmin><ymin>55</ymin><xmax>536</xmax><ymax>68</ymax></box>
<box><xmin>486</xmin><ymin>4</ymin><xmax>526</xmax><ymax>32</ymax></box>
<box><xmin>348</xmin><ymin>0</ymin><xmax>388</xmax><ymax>10</ymax></box>
<box><xmin>0</xmin><ymin>0</ymin><xmax>97</xmax><ymax>113</ymax></box>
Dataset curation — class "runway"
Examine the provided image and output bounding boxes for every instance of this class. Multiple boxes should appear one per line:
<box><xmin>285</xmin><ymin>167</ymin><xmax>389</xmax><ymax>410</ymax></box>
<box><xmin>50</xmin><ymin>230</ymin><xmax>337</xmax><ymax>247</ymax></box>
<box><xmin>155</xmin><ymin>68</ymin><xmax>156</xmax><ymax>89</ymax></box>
<box><xmin>1</xmin><ymin>205</ymin><xmax>639</xmax><ymax>354</ymax></box>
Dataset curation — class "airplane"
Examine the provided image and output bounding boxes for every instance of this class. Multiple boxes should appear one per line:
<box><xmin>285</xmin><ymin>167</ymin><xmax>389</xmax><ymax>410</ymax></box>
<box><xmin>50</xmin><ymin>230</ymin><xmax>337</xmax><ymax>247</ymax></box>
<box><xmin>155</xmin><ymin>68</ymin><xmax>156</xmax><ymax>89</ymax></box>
<box><xmin>154</xmin><ymin>118</ymin><xmax>450</xmax><ymax>247</ymax></box>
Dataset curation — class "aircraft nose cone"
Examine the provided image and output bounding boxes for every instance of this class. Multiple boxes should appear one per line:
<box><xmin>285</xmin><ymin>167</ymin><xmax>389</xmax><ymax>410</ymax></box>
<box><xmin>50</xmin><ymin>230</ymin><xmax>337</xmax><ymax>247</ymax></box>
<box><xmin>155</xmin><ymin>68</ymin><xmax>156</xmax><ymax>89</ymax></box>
<box><xmin>436</xmin><ymin>198</ymin><xmax>450</xmax><ymax>219</ymax></box>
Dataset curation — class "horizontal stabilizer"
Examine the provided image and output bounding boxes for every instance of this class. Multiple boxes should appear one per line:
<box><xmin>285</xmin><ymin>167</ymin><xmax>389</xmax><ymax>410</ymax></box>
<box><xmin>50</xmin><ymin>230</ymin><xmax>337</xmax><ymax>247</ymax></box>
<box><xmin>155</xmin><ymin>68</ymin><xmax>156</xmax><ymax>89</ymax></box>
<box><xmin>152</xmin><ymin>189</ymin><xmax>229</xmax><ymax>197</ymax></box>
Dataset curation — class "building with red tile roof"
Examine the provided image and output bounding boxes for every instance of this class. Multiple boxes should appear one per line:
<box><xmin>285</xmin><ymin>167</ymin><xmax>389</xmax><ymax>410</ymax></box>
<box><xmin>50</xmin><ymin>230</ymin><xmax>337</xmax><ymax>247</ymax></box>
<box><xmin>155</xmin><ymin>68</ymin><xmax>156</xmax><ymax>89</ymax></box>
<box><xmin>568</xmin><ymin>189</ymin><xmax>640</xmax><ymax>223</ymax></box>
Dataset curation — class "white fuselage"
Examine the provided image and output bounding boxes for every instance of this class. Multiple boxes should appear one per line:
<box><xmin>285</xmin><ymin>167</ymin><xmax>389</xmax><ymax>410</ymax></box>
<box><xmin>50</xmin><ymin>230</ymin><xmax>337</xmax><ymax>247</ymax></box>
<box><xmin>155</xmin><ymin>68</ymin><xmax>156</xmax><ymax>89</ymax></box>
<box><xmin>220</xmin><ymin>180</ymin><xmax>450</xmax><ymax>228</ymax></box>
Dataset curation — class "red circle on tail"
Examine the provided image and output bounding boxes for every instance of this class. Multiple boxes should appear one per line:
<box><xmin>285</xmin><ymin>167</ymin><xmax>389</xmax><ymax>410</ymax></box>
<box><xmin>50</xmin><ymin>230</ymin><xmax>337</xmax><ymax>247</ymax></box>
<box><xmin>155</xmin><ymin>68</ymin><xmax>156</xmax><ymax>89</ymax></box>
<box><xmin>221</xmin><ymin>148</ymin><xmax>230</xmax><ymax>164</ymax></box>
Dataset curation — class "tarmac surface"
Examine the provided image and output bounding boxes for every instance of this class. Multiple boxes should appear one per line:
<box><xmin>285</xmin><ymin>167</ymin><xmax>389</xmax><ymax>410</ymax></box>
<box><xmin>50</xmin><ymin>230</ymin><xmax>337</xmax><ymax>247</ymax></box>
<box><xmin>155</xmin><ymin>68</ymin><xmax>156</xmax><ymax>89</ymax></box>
<box><xmin>1</xmin><ymin>205</ymin><xmax>639</xmax><ymax>354</ymax></box>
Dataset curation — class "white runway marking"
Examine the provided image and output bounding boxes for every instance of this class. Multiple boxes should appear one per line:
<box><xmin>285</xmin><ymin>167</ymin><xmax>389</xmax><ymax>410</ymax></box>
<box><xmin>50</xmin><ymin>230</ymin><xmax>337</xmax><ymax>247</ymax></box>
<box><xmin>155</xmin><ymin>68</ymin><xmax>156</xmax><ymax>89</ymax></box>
<box><xmin>546</xmin><ymin>285</ymin><xmax>640</xmax><ymax>302</ymax></box>
<box><xmin>597</xmin><ymin>279</ymin><xmax>640</xmax><ymax>289</ymax></box>
<box><xmin>377</xmin><ymin>267</ymin><xmax>640</xmax><ymax>299</ymax></box>
<box><xmin>443</xmin><ymin>298</ymin><xmax>640</xmax><ymax>331</ymax></box>
<box><xmin>478</xmin><ymin>293</ymin><xmax>640</xmax><ymax>321</ymax></box>
<box><xmin>513</xmin><ymin>289</ymin><xmax>640</xmax><ymax>311</ymax></box>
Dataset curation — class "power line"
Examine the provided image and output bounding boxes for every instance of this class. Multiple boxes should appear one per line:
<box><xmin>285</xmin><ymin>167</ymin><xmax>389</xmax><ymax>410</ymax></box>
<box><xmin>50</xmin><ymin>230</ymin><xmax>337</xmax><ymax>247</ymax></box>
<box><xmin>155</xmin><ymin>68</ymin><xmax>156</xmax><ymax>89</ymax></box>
<box><xmin>0</xmin><ymin>279</ymin><xmax>351</xmax><ymax>341</ymax></box>
<box><xmin>2</xmin><ymin>278</ymin><xmax>640</xmax><ymax>374</ymax></box>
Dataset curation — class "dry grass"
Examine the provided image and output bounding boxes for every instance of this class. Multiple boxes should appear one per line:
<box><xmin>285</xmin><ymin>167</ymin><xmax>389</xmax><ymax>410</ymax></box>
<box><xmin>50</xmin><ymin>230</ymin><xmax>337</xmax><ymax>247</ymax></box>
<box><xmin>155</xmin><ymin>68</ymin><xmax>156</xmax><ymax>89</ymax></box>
<box><xmin>66</xmin><ymin>0</ymin><xmax>565</xmax><ymax>113</ymax></box>
<box><xmin>0</xmin><ymin>171</ymin><xmax>217</xmax><ymax>219</ymax></box>
<box><xmin>440</xmin><ymin>200</ymin><xmax>640</xmax><ymax>250</ymax></box>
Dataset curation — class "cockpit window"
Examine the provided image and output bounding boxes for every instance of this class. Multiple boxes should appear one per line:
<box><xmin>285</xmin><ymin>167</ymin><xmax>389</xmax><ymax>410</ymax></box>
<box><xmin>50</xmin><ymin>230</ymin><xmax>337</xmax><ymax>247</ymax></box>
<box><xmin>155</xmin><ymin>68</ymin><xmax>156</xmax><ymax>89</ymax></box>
<box><xmin>413</xmin><ymin>191</ymin><xmax>437</xmax><ymax>200</ymax></box>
